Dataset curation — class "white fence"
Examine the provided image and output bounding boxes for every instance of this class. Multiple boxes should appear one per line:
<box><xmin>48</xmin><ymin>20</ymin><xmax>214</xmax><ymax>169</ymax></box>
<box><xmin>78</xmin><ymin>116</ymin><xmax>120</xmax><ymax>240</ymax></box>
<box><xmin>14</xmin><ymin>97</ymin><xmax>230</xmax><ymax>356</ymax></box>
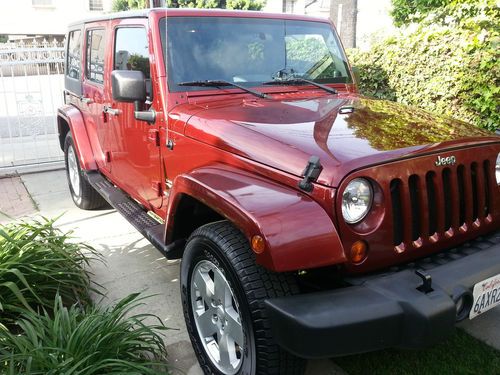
<box><xmin>0</xmin><ymin>40</ymin><xmax>65</xmax><ymax>175</ymax></box>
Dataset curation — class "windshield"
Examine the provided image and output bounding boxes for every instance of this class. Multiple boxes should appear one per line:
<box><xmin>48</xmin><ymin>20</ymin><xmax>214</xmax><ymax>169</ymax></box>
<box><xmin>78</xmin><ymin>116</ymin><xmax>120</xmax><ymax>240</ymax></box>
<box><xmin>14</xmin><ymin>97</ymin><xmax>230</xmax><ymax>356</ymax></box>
<box><xmin>164</xmin><ymin>17</ymin><xmax>352</xmax><ymax>92</ymax></box>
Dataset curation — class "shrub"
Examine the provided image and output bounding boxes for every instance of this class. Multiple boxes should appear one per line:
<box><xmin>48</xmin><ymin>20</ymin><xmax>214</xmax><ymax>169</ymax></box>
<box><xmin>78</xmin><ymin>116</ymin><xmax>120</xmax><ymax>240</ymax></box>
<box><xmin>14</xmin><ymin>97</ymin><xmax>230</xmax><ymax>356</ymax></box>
<box><xmin>112</xmin><ymin>0</ymin><xmax>147</xmax><ymax>11</ymax></box>
<box><xmin>0</xmin><ymin>293</ymin><xmax>169</xmax><ymax>374</ymax></box>
<box><xmin>167</xmin><ymin>0</ymin><xmax>265</xmax><ymax>10</ymax></box>
<box><xmin>0</xmin><ymin>218</ymin><xmax>99</xmax><ymax>325</ymax></box>
<box><xmin>348</xmin><ymin>0</ymin><xmax>499</xmax><ymax>131</ymax></box>
<box><xmin>391</xmin><ymin>0</ymin><xmax>451</xmax><ymax>26</ymax></box>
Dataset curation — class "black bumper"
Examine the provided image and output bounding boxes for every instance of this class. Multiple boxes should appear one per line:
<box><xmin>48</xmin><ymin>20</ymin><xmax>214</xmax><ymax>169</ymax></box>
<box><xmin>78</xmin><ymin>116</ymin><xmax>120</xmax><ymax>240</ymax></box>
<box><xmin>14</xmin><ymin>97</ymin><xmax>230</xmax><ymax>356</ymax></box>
<box><xmin>264</xmin><ymin>231</ymin><xmax>500</xmax><ymax>358</ymax></box>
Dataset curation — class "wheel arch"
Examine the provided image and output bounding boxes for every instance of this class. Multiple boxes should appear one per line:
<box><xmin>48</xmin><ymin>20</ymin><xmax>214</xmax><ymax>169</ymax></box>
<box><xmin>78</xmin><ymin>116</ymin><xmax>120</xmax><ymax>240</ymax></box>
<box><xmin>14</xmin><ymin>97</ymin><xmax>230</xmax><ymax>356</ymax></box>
<box><xmin>58</xmin><ymin>105</ymin><xmax>97</xmax><ymax>171</ymax></box>
<box><xmin>166</xmin><ymin>164</ymin><xmax>347</xmax><ymax>272</ymax></box>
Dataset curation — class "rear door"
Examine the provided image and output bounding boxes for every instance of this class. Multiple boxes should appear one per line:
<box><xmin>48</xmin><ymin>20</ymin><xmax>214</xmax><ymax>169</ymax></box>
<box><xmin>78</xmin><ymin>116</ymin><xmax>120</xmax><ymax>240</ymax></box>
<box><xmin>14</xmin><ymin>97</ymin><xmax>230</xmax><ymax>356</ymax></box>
<box><xmin>81</xmin><ymin>23</ymin><xmax>111</xmax><ymax>172</ymax></box>
<box><xmin>107</xmin><ymin>18</ymin><xmax>162</xmax><ymax>208</ymax></box>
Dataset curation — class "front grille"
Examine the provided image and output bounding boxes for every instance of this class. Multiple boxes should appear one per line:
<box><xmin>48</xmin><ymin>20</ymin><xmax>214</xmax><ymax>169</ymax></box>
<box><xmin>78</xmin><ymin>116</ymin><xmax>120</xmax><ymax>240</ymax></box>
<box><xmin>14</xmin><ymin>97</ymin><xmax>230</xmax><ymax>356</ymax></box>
<box><xmin>390</xmin><ymin>160</ymin><xmax>495</xmax><ymax>250</ymax></box>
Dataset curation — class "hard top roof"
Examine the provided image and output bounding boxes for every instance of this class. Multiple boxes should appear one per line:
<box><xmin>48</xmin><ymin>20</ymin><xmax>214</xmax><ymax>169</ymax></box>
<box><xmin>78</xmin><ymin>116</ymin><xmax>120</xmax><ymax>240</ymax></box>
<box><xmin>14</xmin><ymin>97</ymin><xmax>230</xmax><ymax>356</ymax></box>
<box><xmin>68</xmin><ymin>8</ymin><xmax>165</xmax><ymax>28</ymax></box>
<box><xmin>68</xmin><ymin>7</ymin><xmax>330</xmax><ymax>29</ymax></box>
<box><xmin>166</xmin><ymin>8</ymin><xmax>331</xmax><ymax>23</ymax></box>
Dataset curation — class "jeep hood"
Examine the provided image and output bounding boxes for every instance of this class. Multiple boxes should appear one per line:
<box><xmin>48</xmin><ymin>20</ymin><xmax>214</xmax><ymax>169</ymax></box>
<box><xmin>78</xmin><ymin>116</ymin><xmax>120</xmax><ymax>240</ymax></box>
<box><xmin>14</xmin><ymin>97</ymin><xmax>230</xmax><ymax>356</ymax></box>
<box><xmin>183</xmin><ymin>95</ymin><xmax>497</xmax><ymax>187</ymax></box>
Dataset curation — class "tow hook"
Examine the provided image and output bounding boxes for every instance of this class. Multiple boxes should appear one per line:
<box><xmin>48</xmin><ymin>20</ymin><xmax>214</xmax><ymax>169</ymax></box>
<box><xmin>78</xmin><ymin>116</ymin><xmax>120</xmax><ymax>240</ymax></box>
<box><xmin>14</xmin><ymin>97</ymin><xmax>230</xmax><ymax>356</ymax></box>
<box><xmin>415</xmin><ymin>269</ymin><xmax>433</xmax><ymax>294</ymax></box>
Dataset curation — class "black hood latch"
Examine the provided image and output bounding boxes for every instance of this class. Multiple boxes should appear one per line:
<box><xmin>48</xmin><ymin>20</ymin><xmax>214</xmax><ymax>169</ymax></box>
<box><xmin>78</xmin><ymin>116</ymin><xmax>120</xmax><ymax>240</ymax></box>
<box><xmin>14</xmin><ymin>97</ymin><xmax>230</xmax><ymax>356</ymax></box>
<box><xmin>298</xmin><ymin>156</ymin><xmax>323</xmax><ymax>193</ymax></box>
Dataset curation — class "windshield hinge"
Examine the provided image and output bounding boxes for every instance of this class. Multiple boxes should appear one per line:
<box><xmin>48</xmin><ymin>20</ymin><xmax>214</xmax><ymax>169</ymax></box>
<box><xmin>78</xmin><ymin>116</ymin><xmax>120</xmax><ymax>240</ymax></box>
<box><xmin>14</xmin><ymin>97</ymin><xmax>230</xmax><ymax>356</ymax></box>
<box><xmin>298</xmin><ymin>156</ymin><xmax>323</xmax><ymax>192</ymax></box>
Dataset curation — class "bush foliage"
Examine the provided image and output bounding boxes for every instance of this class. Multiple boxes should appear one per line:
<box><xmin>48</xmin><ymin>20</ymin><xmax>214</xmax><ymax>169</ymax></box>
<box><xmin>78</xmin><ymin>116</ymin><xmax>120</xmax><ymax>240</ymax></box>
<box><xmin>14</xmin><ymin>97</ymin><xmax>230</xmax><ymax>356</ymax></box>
<box><xmin>0</xmin><ymin>218</ymin><xmax>98</xmax><ymax>325</ymax></box>
<box><xmin>112</xmin><ymin>0</ymin><xmax>147</xmax><ymax>11</ymax></box>
<box><xmin>391</xmin><ymin>0</ymin><xmax>451</xmax><ymax>26</ymax></box>
<box><xmin>0</xmin><ymin>294</ymin><xmax>169</xmax><ymax>375</ymax></box>
<box><xmin>166</xmin><ymin>0</ymin><xmax>264</xmax><ymax>10</ymax></box>
<box><xmin>348</xmin><ymin>0</ymin><xmax>499</xmax><ymax>131</ymax></box>
<box><xmin>0</xmin><ymin>219</ymin><xmax>169</xmax><ymax>374</ymax></box>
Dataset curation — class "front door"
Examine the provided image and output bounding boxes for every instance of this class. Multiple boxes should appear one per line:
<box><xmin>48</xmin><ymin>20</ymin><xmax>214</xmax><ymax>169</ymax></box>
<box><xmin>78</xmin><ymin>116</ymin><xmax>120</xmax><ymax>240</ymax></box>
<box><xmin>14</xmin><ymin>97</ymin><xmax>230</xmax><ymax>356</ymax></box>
<box><xmin>107</xmin><ymin>19</ymin><xmax>162</xmax><ymax>208</ymax></box>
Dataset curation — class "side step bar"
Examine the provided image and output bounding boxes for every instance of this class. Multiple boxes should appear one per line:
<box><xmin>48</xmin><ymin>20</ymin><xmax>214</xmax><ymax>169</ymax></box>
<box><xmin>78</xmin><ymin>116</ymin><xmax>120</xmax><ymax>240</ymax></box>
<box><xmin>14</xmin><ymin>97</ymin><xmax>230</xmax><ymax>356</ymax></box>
<box><xmin>85</xmin><ymin>171</ymin><xmax>184</xmax><ymax>258</ymax></box>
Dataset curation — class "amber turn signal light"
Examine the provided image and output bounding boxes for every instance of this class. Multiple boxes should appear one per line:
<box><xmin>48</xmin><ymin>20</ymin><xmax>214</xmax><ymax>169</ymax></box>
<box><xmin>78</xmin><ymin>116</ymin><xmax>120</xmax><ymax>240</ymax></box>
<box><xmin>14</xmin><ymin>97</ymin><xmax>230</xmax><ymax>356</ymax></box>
<box><xmin>350</xmin><ymin>240</ymin><xmax>368</xmax><ymax>263</ymax></box>
<box><xmin>251</xmin><ymin>235</ymin><xmax>266</xmax><ymax>254</ymax></box>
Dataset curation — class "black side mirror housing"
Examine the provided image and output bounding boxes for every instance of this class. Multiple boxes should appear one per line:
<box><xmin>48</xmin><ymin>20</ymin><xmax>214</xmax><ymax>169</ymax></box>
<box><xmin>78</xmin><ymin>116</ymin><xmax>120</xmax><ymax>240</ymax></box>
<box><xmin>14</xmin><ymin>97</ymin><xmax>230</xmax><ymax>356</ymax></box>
<box><xmin>111</xmin><ymin>70</ymin><xmax>147</xmax><ymax>102</ymax></box>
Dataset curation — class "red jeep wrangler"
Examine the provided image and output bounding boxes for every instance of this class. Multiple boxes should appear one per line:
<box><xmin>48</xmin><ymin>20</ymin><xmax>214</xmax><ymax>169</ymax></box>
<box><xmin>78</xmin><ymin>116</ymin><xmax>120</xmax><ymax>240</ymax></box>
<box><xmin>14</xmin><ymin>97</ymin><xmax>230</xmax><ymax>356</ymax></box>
<box><xmin>58</xmin><ymin>8</ymin><xmax>500</xmax><ymax>375</ymax></box>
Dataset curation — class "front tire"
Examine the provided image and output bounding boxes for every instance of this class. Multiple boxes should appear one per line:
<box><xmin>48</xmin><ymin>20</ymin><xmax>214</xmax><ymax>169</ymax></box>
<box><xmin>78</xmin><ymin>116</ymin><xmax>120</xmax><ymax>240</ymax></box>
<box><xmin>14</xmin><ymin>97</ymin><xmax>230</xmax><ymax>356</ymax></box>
<box><xmin>181</xmin><ymin>221</ymin><xmax>306</xmax><ymax>375</ymax></box>
<box><xmin>64</xmin><ymin>132</ymin><xmax>106</xmax><ymax>210</ymax></box>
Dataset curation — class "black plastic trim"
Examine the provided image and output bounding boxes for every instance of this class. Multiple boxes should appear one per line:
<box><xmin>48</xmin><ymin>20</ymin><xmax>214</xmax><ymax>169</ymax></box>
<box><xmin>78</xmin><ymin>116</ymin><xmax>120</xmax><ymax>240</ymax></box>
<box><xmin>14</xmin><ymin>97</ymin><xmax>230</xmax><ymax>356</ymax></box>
<box><xmin>265</xmin><ymin>230</ymin><xmax>500</xmax><ymax>358</ymax></box>
<box><xmin>85</xmin><ymin>171</ymin><xmax>185</xmax><ymax>258</ymax></box>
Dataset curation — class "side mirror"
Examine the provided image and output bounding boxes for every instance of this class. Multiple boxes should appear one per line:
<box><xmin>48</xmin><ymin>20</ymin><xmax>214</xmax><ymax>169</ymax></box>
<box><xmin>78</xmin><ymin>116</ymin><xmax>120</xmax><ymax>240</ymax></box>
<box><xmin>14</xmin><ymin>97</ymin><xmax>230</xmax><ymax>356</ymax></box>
<box><xmin>111</xmin><ymin>70</ymin><xmax>147</xmax><ymax>103</ymax></box>
<box><xmin>351</xmin><ymin>66</ymin><xmax>361</xmax><ymax>86</ymax></box>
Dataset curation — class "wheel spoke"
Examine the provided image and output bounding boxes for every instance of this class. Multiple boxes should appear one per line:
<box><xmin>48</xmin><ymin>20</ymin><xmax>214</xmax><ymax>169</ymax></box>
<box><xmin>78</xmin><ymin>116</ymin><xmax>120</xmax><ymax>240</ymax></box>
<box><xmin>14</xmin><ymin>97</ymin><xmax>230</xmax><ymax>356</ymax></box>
<box><xmin>196</xmin><ymin>309</ymin><xmax>217</xmax><ymax>339</ymax></box>
<box><xmin>214</xmin><ymin>269</ymin><xmax>232</xmax><ymax>308</ymax></box>
<box><xmin>193</xmin><ymin>268</ymin><xmax>214</xmax><ymax>302</ymax></box>
<box><xmin>218</xmin><ymin>332</ymin><xmax>232</xmax><ymax>369</ymax></box>
<box><xmin>225</xmin><ymin>308</ymin><xmax>244</xmax><ymax>346</ymax></box>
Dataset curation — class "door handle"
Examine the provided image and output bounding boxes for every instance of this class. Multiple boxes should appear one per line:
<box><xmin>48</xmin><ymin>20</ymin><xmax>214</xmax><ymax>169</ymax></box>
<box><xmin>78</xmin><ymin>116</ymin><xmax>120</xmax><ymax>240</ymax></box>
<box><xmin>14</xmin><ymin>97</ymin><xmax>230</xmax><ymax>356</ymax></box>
<box><xmin>81</xmin><ymin>96</ymin><xmax>93</xmax><ymax>104</ymax></box>
<box><xmin>103</xmin><ymin>106</ymin><xmax>121</xmax><ymax>116</ymax></box>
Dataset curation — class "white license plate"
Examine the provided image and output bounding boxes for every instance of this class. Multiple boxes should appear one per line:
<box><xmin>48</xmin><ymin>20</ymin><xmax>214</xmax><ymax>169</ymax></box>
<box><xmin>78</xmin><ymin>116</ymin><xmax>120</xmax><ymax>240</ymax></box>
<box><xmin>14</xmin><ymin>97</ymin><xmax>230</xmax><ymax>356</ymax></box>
<box><xmin>469</xmin><ymin>273</ymin><xmax>500</xmax><ymax>320</ymax></box>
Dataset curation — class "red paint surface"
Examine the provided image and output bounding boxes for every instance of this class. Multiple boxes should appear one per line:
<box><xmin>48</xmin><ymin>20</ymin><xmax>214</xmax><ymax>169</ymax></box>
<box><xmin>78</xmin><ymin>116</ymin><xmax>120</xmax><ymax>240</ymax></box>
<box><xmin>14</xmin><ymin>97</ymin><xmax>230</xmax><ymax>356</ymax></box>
<box><xmin>60</xmin><ymin>9</ymin><xmax>500</xmax><ymax>273</ymax></box>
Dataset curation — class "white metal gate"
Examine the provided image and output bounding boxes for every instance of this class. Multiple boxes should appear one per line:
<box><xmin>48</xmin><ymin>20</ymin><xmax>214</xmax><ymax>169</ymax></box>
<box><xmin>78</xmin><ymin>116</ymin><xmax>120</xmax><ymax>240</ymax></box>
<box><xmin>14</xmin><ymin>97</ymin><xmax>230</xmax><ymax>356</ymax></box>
<box><xmin>0</xmin><ymin>40</ymin><xmax>65</xmax><ymax>175</ymax></box>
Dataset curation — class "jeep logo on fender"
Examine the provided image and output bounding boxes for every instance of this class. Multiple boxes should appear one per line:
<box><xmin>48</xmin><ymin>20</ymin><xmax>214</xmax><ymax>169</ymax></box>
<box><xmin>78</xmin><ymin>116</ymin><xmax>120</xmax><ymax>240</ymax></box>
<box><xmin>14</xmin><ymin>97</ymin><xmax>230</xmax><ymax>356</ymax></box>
<box><xmin>435</xmin><ymin>155</ymin><xmax>456</xmax><ymax>167</ymax></box>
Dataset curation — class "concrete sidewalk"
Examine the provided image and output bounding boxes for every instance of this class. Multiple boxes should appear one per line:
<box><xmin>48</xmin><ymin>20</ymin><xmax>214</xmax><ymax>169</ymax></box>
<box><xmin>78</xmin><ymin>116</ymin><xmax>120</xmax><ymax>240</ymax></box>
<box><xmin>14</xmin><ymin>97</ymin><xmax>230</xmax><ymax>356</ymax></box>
<box><xmin>1</xmin><ymin>169</ymin><xmax>499</xmax><ymax>374</ymax></box>
<box><xmin>0</xmin><ymin>169</ymin><xmax>348</xmax><ymax>375</ymax></box>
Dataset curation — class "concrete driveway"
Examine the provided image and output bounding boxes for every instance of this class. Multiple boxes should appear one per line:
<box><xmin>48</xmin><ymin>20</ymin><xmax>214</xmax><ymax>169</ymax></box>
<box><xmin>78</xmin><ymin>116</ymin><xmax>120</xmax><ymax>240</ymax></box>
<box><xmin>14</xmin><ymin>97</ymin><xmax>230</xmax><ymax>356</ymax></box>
<box><xmin>1</xmin><ymin>169</ymin><xmax>499</xmax><ymax>374</ymax></box>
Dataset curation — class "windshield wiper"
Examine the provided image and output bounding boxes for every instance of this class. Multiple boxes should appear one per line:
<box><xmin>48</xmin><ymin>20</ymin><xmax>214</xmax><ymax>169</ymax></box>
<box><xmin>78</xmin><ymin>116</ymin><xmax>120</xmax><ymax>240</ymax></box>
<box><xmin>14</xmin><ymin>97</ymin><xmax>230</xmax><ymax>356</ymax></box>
<box><xmin>178</xmin><ymin>80</ymin><xmax>267</xmax><ymax>99</ymax></box>
<box><xmin>263</xmin><ymin>77</ymin><xmax>337</xmax><ymax>95</ymax></box>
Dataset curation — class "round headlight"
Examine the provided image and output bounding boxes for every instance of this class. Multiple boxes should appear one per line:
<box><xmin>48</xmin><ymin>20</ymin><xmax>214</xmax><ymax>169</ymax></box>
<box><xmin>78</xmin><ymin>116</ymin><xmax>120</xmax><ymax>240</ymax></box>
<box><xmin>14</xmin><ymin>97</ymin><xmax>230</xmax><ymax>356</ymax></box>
<box><xmin>496</xmin><ymin>152</ymin><xmax>500</xmax><ymax>184</ymax></box>
<box><xmin>342</xmin><ymin>178</ymin><xmax>373</xmax><ymax>224</ymax></box>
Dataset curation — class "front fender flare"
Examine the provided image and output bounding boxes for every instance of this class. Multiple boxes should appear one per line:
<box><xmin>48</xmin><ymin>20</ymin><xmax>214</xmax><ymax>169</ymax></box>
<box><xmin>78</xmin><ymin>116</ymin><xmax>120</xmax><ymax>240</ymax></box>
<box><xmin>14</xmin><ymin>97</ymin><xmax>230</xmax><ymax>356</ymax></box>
<box><xmin>57</xmin><ymin>105</ymin><xmax>96</xmax><ymax>171</ymax></box>
<box><xmin>167</xmin><ymin>165</ymin><xmax>346</xmax><ymax>272</ymax></box>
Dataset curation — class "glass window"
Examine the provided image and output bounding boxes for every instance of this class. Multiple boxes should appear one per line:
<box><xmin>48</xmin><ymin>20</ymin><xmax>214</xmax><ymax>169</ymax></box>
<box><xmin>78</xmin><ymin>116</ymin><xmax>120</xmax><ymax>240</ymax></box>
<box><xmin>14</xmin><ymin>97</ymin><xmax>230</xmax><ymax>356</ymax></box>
<box><xmin>89</xmin><ymin>0</ymin><xmax>103</xmax><ymax>11</ymax></box>
<box><xmin>114</xmin><ymin>27</ymin><xmax>150</xmax><ymax>79</ymax></box>
<box><xmin>86</xmin><ymin>29</ymin><xmax>106</xmax><ymax>84</ymax></box>
<box><xmin>166</xmin><ymin>17</ymin><xmax>352</xmax><ymax>92</ymax></box>
<box><xmin>32</xmin><ymin>0</ymin><xmax>53</xmax><ymax>6</ymax></box>
<box><xmin>67</xmin><ymin>30</ymin><xmax>82</xmax><ymax>80</ymax></box>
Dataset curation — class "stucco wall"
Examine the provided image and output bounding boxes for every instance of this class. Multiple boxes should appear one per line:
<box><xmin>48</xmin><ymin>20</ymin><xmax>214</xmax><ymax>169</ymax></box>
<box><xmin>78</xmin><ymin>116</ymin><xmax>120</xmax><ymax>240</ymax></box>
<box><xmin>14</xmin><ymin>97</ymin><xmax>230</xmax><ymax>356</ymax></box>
<box><xmin>0</xmin><ymin>0</ymin><xmax>113</xmax><ymax>36</ymax></box>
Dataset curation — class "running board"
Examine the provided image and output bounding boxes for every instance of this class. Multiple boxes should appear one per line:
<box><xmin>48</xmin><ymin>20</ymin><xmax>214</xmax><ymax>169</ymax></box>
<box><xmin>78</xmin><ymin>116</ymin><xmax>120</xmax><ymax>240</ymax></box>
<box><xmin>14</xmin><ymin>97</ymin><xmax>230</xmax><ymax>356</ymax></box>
<box><xmin>85</xmin><ymin>171</ymin><xmax>185</xmax><ymax>258</ymax></box>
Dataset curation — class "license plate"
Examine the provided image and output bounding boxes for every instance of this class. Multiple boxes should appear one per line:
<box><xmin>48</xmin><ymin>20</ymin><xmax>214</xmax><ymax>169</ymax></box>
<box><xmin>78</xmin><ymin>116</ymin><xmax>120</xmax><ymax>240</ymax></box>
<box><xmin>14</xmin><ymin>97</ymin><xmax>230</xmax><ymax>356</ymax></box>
<box><xmin>469</xmin><ymin>273</ymin><xmax>500</xmax><ymax>320</ymax></box>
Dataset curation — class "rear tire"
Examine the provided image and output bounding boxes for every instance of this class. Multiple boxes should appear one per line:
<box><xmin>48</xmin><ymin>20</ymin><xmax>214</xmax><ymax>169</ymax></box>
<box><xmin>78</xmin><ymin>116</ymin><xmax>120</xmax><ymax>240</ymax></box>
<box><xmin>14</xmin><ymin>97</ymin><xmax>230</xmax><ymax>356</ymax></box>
<box><xmin>181</xmin><ymin>221</ymin><xmax>306</xmax><ymax>375</ymax></box>
<box><xmin>64</xmin><ymin>132</ymin><xmax>106</xmax><ymax>210</ymax></box>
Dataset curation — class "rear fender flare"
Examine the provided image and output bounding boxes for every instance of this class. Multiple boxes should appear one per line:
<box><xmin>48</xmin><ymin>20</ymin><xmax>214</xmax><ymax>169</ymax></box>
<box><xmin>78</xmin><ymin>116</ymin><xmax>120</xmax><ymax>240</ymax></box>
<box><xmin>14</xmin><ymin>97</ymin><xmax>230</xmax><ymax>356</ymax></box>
<box><xmin>57</xmin><ymin>105</ymin><xmax>96</xmax><ymax>170</ymax></box>
<box><xmin>167</xmin><ymin>165</ymin><xmax>346</xmax><ymax>272</ymax></box>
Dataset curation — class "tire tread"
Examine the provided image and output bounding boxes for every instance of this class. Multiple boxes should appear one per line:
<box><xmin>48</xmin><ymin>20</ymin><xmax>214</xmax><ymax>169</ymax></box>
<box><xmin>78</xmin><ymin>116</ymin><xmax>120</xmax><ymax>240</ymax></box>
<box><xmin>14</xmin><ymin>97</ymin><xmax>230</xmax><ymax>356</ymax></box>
<box><xmin>188</xmin><ymin>221</ymin><xmax>305</xmax><ymax>375</ymax></box>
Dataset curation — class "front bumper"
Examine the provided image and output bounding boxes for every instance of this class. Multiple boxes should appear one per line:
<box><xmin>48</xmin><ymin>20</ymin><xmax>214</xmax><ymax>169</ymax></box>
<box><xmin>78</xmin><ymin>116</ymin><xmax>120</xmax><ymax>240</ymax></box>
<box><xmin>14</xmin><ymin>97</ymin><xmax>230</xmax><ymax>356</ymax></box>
<box><xmin>264</xmin><ymin>230</ymin><xmax>500</xmax><ymax>358</ymax></box>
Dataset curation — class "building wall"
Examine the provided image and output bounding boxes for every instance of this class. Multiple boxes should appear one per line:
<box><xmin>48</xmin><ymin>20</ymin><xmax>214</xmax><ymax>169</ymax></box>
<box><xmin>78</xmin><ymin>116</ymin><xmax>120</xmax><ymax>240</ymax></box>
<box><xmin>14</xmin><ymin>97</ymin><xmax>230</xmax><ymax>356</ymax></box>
<box><xmin>0</xmin><ymin>0</ymin><xmax>114</xmax><ymax>36</ymax></box>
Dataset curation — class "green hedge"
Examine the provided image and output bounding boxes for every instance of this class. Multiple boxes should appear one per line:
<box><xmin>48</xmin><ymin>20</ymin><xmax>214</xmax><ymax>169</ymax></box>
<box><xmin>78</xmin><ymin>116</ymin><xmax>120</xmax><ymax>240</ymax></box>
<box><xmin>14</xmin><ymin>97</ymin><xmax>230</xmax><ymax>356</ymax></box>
<box><xmin>347</xmin><ymin>0</ymin><xmax>499</xmax><ymax>131</ymax></box>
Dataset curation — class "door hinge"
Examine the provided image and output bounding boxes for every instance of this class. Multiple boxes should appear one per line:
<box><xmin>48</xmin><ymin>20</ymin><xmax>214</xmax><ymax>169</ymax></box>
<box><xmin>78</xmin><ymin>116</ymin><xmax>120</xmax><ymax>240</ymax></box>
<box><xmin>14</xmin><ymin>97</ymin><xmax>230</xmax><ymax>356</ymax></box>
<box><xmin>148</xmin><ymin>129</ymin><xmax>160</xmax><ymax>147</ymax></box>
<box><xmin>105</xmin><ymin>151</ymin><xmax>111</xmax><ymax>162</ymax></box>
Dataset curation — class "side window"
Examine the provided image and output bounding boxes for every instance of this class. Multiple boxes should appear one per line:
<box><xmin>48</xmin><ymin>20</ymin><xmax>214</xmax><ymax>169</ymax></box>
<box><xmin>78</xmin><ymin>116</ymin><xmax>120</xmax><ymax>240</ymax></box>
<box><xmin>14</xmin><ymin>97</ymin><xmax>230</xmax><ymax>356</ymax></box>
<box><xmin>114</xmin><ymin>27</ymin><xmax>150</xmax><ymax>79</ymax></box>
<box><xmin>67</xmin><ymin>30</ymin><xmax>82</xmax><ymax>79</ymax></box>
<box><xmin>86</xmin><ymin>29</ymin><xmax>106</xmax><ymax>84</ymax></box>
